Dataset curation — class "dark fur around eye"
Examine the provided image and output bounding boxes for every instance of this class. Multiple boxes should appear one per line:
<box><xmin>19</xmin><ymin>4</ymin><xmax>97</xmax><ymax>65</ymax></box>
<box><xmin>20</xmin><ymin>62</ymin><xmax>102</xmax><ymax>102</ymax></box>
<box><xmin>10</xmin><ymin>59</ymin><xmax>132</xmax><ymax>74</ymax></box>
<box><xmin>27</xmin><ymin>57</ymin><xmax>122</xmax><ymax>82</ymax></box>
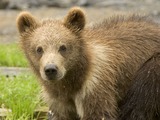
<box><xmin>36</xmin><ymin>46</ymin><xmax>43</xmax><ymax>54</ymax></box>
<box><xmin>59</xmin><ymin>45</ymin><xmax>67</xmax><ymax>52</ymax></box>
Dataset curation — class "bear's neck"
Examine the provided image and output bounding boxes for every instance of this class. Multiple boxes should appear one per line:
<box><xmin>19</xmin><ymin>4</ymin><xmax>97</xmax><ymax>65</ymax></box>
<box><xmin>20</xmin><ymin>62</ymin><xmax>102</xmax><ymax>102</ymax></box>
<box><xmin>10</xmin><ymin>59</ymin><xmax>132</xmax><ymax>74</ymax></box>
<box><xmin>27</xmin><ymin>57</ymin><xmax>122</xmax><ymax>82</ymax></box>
<box><xmin>64</xmin><ymin>53</ymin><xmax>90</xmax><ymax>94</ymax></box>
<box><xmin>63</xmin><ymin>45</ymin><xmax>90</xmax><ymax>95</ymax></box>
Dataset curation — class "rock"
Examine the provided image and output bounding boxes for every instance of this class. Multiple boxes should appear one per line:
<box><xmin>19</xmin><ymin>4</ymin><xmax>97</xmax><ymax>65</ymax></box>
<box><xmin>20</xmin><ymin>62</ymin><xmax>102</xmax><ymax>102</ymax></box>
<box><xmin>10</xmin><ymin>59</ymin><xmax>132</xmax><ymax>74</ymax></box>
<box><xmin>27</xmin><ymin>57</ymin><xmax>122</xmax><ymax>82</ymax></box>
<box><xmin>6</xmin><ymin>0</ymin><xmax>136</xmax><ymax>9</ymax></box>
<box><xmin>0</xmin><ymin>0</ymin><xmax>9</xmax><ymax>9</ymax></box>
<box><xmin>0</xmin><ymin>67</ymin><xmax>30</xmax><ymax>77</ymax></box>
<box><xmin>44</xmin><ymin>0</ymin><xmax>74</xmax><ymax>7</ymax></box>
<box><xmin>7</xmin><ymin>0</ymin><xmax>74</xmax><ymax>9</ymax></box>
<box><xmin>1</xmin><ymin>0</ymin><xmax>160</xmax><ymax>9</ymax></box>
<box><xmin>77</xmin><ymin>0</ymin><xmax>90</xmax><ymax>6</ymax></box>
<box><xmin>0</xmin><ymin>108</ymin><xmax>12</xmax><ymax>118</ymax></box>
<box><xmin>34</xmin><ymin>107</ymin><xmax>48</xmax><ymax>120</ymax></box>
<box><xmin>77</xmin><ymin>0</ymin><xmax>134</xmax><ymax>7</ymax></box>
<box><xmin>7</xmin><ymin>0</ymin><xmax>29</xmax><ymax>9</ymax></box>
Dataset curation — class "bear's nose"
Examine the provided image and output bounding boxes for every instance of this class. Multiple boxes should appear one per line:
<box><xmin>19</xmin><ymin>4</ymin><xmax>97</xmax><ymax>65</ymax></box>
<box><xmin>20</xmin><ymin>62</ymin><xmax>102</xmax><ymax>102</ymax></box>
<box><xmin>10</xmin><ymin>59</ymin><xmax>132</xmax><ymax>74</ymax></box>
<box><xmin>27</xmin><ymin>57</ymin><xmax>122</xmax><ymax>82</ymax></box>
<box><xmin>44</xmin><ymin>64</ymin><xmax>58</xmax><ymax>80</ymax></box>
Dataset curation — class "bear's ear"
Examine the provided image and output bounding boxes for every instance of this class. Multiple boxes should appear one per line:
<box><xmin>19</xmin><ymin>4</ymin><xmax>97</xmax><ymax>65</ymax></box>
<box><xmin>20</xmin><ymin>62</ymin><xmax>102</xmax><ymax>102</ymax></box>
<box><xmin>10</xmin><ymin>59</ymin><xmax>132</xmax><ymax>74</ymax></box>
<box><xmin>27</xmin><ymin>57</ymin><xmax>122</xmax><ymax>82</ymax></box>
<box><xmin>63</xmin><ymin>7</ymin><xmax>86</xmax><ymax>33</ymax></box>
<box><xmin>16</xmin><ymin>12</ymin><xmax>39</xmax><ymax>34</ymax></box>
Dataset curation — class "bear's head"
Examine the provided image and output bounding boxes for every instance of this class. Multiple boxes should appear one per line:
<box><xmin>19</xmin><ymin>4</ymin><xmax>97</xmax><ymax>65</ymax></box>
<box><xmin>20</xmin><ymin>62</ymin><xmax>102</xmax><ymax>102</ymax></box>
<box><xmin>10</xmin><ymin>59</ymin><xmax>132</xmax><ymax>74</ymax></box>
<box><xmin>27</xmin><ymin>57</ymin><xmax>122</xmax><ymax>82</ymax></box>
<box><xmin>17</xmin><ymin>7</ymin><xmax>87</xmax><ymax>82</ymax></box>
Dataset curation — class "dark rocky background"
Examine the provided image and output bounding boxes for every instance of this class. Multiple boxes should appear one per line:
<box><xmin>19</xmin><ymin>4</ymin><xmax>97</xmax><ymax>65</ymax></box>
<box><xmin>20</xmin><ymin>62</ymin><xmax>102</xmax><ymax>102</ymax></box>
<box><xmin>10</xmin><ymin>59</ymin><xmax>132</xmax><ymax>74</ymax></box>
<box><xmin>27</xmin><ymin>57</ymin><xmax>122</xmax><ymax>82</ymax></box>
<box><xmin>0</xmin><ymin>0</ymin><xmax>160</xmax><ymax>44</ymax></box>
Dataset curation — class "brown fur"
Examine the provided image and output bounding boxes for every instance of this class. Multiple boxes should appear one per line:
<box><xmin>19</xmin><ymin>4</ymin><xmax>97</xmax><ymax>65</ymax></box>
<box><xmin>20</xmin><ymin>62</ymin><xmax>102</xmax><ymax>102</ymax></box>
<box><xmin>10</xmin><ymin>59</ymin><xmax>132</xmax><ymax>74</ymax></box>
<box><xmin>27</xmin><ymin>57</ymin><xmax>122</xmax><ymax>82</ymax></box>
<box><xmin>17</xmin><ymin>7</ymin><xmax>160</xmax><ymax>120</ymax></box>
<box><xmin>118</xmin><ymin>52</ymin><xmax>160</xmax><ymax>120</ymax></box>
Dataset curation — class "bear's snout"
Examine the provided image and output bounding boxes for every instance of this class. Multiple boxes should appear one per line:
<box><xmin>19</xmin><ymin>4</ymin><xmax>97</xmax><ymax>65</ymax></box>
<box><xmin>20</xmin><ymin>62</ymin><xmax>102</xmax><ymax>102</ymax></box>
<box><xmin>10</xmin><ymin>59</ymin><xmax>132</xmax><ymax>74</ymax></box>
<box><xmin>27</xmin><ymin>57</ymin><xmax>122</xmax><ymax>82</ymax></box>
<box><xmin>44</xmin><ymin>64</ymin><xmax>58</xmax><ymax>80</ymax></box>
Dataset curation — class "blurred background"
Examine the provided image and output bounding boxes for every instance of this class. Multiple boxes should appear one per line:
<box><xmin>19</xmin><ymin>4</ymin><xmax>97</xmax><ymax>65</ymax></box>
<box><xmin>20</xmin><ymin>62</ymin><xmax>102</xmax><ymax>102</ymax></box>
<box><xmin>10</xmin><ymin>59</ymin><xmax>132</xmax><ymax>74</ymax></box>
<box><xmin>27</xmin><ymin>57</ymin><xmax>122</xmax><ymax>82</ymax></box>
<box><xmin>1</xmin><ymin>0</ymin><xmax>160</xmax><ymax>44</ymax></box>
<box><xmin>0</xmin><ymin>0</ymin><xmax>160</xmax><ymax>120</ymax></box>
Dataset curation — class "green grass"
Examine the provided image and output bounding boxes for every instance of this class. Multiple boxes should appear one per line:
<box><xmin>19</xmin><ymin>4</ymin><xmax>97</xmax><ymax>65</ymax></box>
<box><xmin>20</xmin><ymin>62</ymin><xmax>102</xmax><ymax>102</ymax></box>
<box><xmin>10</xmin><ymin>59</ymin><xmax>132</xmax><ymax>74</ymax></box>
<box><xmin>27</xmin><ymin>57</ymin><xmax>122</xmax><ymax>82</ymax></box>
<box><xmin>0</xmin><ymin>74</ymin><xmax>44</xmax><ymax>120</ymax></box>
<box><xmin>0</xmin><ymin>43</ymin><xmax>47</xmax><ymax>119</ymax></box>
<box><xmin>0</xmin><ymin>43</ymin><xmax>28</xmax><ymax>67</ymax></box>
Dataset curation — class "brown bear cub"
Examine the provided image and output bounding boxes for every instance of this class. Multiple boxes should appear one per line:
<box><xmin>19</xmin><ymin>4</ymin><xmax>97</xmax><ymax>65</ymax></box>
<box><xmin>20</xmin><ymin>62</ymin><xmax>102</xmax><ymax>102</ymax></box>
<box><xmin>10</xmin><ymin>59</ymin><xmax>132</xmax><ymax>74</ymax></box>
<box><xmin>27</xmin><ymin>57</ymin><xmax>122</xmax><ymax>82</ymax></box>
<box><xmin>16</xmin><ymin>7</ymin><xmax>160</xmax><ymax>120</ymax></box>
<box><xmin>119</xmin><ymin>52</ymin><xmax>160</xmax><ymax>120</ymax></box>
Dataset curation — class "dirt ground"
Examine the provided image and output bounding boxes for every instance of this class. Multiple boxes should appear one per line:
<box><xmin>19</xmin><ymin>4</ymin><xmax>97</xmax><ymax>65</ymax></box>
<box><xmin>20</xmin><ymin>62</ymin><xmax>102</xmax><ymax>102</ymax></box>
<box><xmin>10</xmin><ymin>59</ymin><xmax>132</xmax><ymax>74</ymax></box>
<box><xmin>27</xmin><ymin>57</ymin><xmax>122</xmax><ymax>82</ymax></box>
<box><xmin>0</xmin><ymin>2</ymin><xmax>160</xmax><ymax>44</ymax></box>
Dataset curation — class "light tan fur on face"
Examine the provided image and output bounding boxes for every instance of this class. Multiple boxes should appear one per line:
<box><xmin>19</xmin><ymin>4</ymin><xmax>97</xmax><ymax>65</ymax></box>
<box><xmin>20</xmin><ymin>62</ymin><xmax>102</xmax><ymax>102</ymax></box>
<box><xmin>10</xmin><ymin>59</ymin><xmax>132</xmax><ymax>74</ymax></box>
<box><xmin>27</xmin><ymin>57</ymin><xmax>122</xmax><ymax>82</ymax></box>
<box><xmin>40</xmin><ymin>52</ymin><xmax>66</xmax><ymax>81</ymax></box>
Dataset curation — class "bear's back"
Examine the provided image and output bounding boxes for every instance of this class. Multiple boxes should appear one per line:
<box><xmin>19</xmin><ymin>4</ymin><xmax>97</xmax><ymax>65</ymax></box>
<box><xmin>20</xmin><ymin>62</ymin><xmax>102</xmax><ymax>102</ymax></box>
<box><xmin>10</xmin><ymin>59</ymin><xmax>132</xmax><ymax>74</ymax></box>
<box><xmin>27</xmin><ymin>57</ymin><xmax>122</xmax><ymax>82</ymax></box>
<box><xmin>84</xmin><ymin>15</ymin><xmax>160</xmax><ymax>99</ymax></box>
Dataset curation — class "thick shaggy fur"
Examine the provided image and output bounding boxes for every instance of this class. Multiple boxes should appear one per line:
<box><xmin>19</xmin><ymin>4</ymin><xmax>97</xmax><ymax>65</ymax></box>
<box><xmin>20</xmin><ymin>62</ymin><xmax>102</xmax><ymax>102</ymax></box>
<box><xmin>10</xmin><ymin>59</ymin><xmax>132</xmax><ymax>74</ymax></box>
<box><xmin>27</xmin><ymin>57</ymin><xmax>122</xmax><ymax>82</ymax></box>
<box><xmin>16</xmin><ymin>7</ymin><xmax>160</xmax><ymax>120</ymax></box>
<box><xmin>118</xmin><ymin>52</ymin><xmax>160</xmax><ymax>120</ymax></box>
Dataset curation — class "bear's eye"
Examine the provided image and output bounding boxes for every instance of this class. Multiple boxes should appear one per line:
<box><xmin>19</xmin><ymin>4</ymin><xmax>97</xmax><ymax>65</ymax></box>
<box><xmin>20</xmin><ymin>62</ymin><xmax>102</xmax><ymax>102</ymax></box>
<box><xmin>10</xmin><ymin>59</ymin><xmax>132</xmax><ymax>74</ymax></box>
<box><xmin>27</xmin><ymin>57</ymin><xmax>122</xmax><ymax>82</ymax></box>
<box><xmin>59</xmin><ymin>45</ymin><xmax>67</xmax><ymax>52</ymax></box>
<box><xmin>36</xmin><ymin>46</ymin><xmax>43</xmax><ymax>54</ymax></box>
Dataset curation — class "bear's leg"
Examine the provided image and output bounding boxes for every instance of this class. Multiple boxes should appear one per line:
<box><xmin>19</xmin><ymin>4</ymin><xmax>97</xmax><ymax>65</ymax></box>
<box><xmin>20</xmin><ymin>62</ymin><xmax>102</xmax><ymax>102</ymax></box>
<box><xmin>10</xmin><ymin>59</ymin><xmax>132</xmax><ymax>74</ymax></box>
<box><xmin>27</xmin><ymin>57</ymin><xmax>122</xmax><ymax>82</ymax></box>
<box><xmin>75</xmin><ymin>89</ymin><xmax>118</xmax><ymax>120</ymax></box>
<box><xmin>118</xmin><ymin>52</ymin><xmax>160</xmax><ymax>120</ymax></box>
<box><xmin>48</xmin><ymin>102</ymin><xmax>80</xmax><ymax>120</ymax></box>
<box><xmin>47</xmin><ymin>110</ymin><xmax>80</xmax><ymax>120</ymax></box>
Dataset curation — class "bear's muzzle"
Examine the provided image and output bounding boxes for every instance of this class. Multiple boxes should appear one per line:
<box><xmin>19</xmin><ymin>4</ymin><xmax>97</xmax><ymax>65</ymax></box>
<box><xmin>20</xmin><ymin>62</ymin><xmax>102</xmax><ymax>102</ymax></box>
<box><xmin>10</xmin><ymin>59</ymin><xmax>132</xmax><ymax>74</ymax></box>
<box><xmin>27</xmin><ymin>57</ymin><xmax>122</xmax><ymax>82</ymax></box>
<box><xmin>44</xmin><ymin>64</ymin><xmax>58</xmax><ymax>80</ymax></box>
